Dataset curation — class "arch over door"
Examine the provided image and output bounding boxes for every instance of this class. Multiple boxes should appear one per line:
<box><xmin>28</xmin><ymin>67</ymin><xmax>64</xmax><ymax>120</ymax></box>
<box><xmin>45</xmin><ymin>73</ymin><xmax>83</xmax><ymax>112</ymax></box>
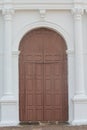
<box><xmin>19</xmin><ymin>28</ymin><xmax>68</xmax><ymax>122</ymax></box>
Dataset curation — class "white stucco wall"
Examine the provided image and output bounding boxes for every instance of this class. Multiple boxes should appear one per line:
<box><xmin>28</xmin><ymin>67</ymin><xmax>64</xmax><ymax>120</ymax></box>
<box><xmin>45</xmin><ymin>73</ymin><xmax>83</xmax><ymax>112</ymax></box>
<box><xmin>83</xmin><ymin>14</ymin><xmax>87</xmax><ymax>94</ymax></box>
<box><xmin>0</xmin><ymin>12</ymin><xmax>3</xmax><ymax>122</ymax></box>
<box><xmin>0</xmin><ymin>0</ymin><xmax>87</xmax><ymax>126</ymax></box>
<box><xmin>0</xmin><ymin>12</ymin><xmax>3</xmax><ymax>98</ymax></box>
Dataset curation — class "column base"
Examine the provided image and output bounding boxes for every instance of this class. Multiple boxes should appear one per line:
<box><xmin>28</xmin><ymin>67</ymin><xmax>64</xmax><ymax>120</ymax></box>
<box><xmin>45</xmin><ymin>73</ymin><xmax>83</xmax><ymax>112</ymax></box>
<box><xmin>0</xmin><ymin>95</ymin><xmax>19</xmax><ymax>126</ymax></box>
<box><xmin>71</xmin><ymin>120</ymin><xmax>87</xmax><ymax>126</ymax></box>
<box><xmin>0</xmin><ymin>121</ymin><xmax>19</xmax><ymax>127</ymax></box>
<box><xmin>72</xmin><ymin>95</ymin><xmax>87</xmax><ymax>125</ymax></box>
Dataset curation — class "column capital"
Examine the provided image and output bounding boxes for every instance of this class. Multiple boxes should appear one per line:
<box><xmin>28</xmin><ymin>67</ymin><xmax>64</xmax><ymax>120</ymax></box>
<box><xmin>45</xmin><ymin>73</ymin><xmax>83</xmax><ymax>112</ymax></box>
<box><xmin>66</xmin><ymin>49</ymin><xmax>74</xmax><ymax>55</ymax></box>
<box><xmin>2</xmin><ymin>8</ymin><xmax>15</xmax><ymax>21</ymax></box>
<box><xmin>71</xmin><ymin>8</ymin><xmax>84</xmax><ymax>20</ymax></box>
<box><xmin>12</xmin><ymin>51</ymin><xmax>20</xmax><ymax>57</ymax></box>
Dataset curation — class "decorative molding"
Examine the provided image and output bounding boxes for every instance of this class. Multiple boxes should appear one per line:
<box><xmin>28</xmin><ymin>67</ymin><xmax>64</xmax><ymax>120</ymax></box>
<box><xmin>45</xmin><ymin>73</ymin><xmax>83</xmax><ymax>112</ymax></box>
<box><xmin>73</xmin><ymin>0</ymin><xmax>83</xmax><ymax>4</ymax></box>
<box><xmin>72</xmin><ymin>95</ymin><xmax>87</xmax><ymax>103</ymax></box>
<box><xmin>71</xmin><ymin>120</ymin><xmax>87</xmax><ymax>125</ymax></box>
<box><xmin>3</xmin><ymin>0</ymin><xmax>13</xmax><ymax>4</ymax></box>
<box><xmin>0</xmin><ymin>95</ymin><xmax>17</xmax><ymax>103</ymax></box>
<box><xmin>0</xmin><ymin>100</ymin><xmax>17</xmax><ymax>103</ymax></box>
<box><xmin>0</xmin><ymin>1</ymin><xmax>85</xmax><ymax>11</ymax></box>
<box><xmin>66</xmin><ymin>49</ymin><xmax>74</xmax><ymax>55</ymax></box>
<box><xmin>8</xmin><ymin>2</ymin><xmax>73</xmax><ymax>11</ymax></box>
<box><xmin>72</xmin><ymin>8</ymin><xmax>84</xmax><ymax>15</ymax></box>
<box><xmin>0</xmin><ymin>121</ymin><xmax>19</xmax><ymax>127</ymax></box>
<box><xmin>0</xmin><ymin>51</ymin><xmax>22</xmax><ymax>56</ymax></box>
<box><xmin>39</xmin><ymin>9</ymin><xmax>46</xmax><ymax>20</ymax></box>
<box><xmin>12</xmin><ymin>51</ymin><xmax>20</xmax><ymax>56</ymax></box>
<box><xmin>2</xmin><ymin>8</ymin><xmax>14</xmax><ymax>16</ymax></box>
<box><xmin>2</xmin><ymin>8</ymin><xmax>15</xmax><ymax>21</ymax></box>
<box><xmin>71</xmin><ymin>8</ymin><xmax>84</xmax><ymax>20</ymax></box>
<box><xmin>13</xmin><ymin>21</ymin><xmax>71</xmax><ymax>50</ymax></box>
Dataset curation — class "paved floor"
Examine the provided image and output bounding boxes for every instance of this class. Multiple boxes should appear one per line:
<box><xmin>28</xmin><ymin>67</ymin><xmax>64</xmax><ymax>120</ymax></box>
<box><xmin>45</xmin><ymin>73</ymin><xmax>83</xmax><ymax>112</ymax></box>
<box><xmin>0</xmin><ymin>124</ymin><xmax>87</xmax><ymax>130</ymax></box>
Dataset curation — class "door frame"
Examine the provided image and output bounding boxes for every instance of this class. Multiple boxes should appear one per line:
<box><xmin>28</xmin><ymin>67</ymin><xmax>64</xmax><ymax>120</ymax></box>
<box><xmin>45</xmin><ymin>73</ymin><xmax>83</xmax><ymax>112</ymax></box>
<box><xmin>13</xmin><ymin>21</ymin><xmax>74</xmax><ymax>124</ymax></box>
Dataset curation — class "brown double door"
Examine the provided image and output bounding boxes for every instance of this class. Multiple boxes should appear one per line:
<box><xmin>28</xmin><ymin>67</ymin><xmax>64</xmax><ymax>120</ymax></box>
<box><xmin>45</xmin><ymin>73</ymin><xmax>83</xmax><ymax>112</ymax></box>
<box><xmin>19</xmin><ymin>28</ymin><xmax>68</xmax><ymax>122</ymax></box>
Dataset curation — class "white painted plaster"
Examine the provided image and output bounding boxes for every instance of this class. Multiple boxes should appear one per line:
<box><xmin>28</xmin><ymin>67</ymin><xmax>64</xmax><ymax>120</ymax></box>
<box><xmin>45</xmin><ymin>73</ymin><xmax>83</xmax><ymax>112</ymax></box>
<box><xmin>0</xmin><ymin>0</ymin><xmax>87</xmax><ymax>126</ymax></box>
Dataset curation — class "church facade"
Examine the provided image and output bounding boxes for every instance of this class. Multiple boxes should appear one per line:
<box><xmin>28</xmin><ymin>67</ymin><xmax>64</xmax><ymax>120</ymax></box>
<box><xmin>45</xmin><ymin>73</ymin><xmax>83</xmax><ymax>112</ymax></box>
<box><xmin>0</xmin><ymin>0</ymin><xmax>87</xmax><ymax>126</ymax></box>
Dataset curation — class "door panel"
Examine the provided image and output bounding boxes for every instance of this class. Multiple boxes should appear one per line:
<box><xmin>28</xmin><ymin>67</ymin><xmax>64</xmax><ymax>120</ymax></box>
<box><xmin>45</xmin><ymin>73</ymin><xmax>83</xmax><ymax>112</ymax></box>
<box><xmin>24</xmin><ymin>63</ymin><xmax>43</xmax><ymax>121</ymax></box>
<box><xmin>44</xmin><ymin>63</ymin><xmax>64</xmax><ymax>121</ymax></box>
<box><xmin>44</xmin><ymin>63</ymin><xmax>53</xmax><ymax>121</ymax></box>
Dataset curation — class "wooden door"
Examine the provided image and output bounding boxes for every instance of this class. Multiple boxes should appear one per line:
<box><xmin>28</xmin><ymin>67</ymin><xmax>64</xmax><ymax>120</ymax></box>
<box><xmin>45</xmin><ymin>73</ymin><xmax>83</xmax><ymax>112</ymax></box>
<box><xmin>19</xmin><ymin>28</ymin><xmax>68</xmax><ymax>122</ymax></box>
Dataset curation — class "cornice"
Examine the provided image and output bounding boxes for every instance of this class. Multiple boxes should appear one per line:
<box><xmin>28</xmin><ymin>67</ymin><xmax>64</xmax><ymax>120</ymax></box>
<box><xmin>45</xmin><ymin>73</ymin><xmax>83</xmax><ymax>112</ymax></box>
<box><xmin>13</xmin><ymin>3</ymin><xmax>73</xmax><ymax>10</ymax></box>
<box><xmin>0</xmin><ymin>4</ymin><xmax>72</xmax><ymax>11</ymax></box>
<box><xmin>13</xmin><ymin>0</ymin><xmax>73</xmax><ymax>4</ymax></box>
<box><xmin>0</xmin><ymin>1</ymin><xmax>87</xmax><ymax>11</ymax></box>
<box><xmin>73</xmin><ymin>0</ymin><xmax>84</xmax><ymax>4</ymax></box>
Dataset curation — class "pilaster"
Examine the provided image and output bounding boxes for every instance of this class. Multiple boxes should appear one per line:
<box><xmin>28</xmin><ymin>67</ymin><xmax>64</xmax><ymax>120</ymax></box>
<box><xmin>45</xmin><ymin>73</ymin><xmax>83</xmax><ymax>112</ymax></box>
<box><xmin>71</xmin><ymin>7</ymin><xmax>87</xmax><ymax>125</ymax></box>
<box><xmin>2</xmin><ymin>6</ymin><xmax>14</xmax><ymax>97</ymax></box>
<box><xmin>72</xmin><ymin>7</ymin><xmax>85</xmax><ymax>96</ymax></box>
<box><xmin>0</xmin><ymin>1</ymin><xmax>18</xmax><ymax>126</ymax></box>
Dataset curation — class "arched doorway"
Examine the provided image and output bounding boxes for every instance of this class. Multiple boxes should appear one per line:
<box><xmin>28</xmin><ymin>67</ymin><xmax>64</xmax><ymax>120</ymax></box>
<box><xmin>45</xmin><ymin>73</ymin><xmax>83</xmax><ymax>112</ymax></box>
<box><xmin>19</xmin><ymin>28</ymin><xmax>68</xmax><ymax>122</ymax></box>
